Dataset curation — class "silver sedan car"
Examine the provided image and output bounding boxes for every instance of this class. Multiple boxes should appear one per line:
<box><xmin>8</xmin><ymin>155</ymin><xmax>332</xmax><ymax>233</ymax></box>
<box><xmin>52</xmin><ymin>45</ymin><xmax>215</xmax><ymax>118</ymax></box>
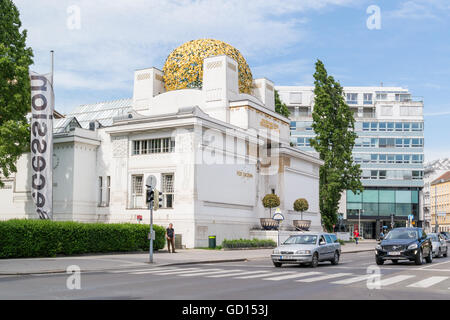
<box><xmin>271</xmin><ymin>232</ymin><xmax>341</xmax><ymax>268</ymax></box>
<box><xmin>429</xmin><ymin>233</ymin><xmax>448</xmax><ymax>258</ymax></box>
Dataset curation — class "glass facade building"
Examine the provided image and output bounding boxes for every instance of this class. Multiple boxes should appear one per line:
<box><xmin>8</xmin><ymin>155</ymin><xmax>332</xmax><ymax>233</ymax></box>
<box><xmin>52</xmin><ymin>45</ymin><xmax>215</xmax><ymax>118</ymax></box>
<box><xmin>277</xmin><ymin>86</ymin><xmax>424</xmax><ymax>239</ymax></box>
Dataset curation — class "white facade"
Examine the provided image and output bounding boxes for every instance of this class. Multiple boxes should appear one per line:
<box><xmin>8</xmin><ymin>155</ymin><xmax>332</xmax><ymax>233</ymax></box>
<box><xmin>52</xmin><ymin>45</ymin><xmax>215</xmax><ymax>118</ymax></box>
<box><xmin>0</xmin><ymin>55</ymin><xmax>323</xmax><ymax>248</ymax></box>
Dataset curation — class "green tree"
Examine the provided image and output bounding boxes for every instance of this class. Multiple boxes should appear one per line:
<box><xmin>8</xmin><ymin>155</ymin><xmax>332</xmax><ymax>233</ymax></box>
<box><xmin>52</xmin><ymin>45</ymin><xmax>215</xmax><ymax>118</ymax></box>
<box><xmin>310</xmin><ymin>60</ymin><xmax>362</xmax><ymax>232</ymax></box>
<box><xmin>262</xmin><ymin>193</ymin><xmax>280</xmax><ymax>218</ymax></box>
<box><xmin>293</xmin><ymin>198</ymin><xmax>309</xmax><ymax>220</ymax></box>
<box><xmin>274</xmin><ymin>90</ymin><xmax>290</xmax><ymax>118</ymax></box>
<box><xmin>0</xmin><ymin>0</ymin><xmax>33</xmax><ymax>186</ymax></box>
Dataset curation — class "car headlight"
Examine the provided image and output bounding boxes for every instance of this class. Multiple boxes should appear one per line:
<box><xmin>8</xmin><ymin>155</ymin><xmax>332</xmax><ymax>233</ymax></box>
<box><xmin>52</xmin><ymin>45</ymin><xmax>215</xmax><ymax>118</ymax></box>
<box><xmin>376</xmin><ymin>245</ymin><xmax>382</xmax><ymax>250</ymax></box>
<box><xmin>408</xmin><ymin>243</ymin><xmax>418</xmax><ymax>250</ymax></box>
<box><xmin>273</xmin><ymin>249</ymin><xmax>280</xmax><ymax>254</ymax></box>
<box><xmin>295</xmin><ymin>250</ymin><xmax>311</xmax><ymax>254</ymax></box>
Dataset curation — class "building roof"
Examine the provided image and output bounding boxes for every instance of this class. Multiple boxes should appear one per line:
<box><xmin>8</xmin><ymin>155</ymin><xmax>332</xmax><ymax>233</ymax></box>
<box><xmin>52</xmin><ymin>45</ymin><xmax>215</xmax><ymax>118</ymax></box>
<box><xmin>431</xmin><ymin>171</ymin><xmax>450</xmax><ymax>185</ymax></box>
<box><xmin>66</xmin><ymin>98</ymin><xmax>133</xmax><ymax>129</ymax></box>
<box><xmin>425</xmin><ymin>158</ymin><xmax>450</xmax><ymax>172</ymax></box>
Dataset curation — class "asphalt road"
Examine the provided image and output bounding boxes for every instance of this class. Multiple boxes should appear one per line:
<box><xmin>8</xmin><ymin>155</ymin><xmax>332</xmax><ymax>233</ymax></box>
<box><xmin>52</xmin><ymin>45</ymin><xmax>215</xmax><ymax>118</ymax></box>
<box><xmin>1</xmin><ymin>251</ymin><xmax>449</xmax><ymax>300</ymax></box>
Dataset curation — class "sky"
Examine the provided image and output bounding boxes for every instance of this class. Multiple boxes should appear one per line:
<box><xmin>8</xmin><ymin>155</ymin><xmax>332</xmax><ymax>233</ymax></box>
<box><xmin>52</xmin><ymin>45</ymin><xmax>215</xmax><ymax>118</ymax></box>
<box><xmin>13</xmin><ymin>0</ymin><xmax>450</xmax><ymax>162</ymax></box>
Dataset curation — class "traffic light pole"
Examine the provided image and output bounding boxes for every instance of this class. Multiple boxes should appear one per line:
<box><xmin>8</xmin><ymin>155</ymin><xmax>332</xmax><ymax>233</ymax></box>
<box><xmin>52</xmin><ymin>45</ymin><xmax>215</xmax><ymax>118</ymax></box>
<box><xmin>149</xmin><ymin>197</ymin><xmax>154</xmax><ymax>264</ymax></box>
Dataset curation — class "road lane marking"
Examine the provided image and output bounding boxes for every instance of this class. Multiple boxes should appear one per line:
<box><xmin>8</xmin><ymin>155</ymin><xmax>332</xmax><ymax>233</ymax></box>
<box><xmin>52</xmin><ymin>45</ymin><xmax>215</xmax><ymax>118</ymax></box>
<box><xmin>131</xmin><ymin>267</ymin><xmax>201</xmax><ymax>275</ymax></box>
<box><xmin>379</xmin><ymin>275</ymin><xmax>415</xmax><ymax>286</ymax></box>
<box><xmin>296</xmin><ymin>273</ymin><xmax>352</xmax><ymax>283</ymax></box>
<box><xmin>110</xmin><ymin>267</ymin><xmax>177</xmax><ymax>274</ymax></box>
<box><xmin>207</xmin><ymin>270</ymin><xmax>270</xmax><ymax>278</ymax></box>
<box><xmin>331</xmin><ymin>274</ymin><xmax>373</xmax><ymax>285</ymax></box>
<box><xmin>418</xmin><ymin>260</ymin><xmax>450</xmax><ymax>269</ymax></box>
<box><xmin>262</xmin><ymin>272</ymin><xmax>322</xmax><ymax>281</ymax></box>
<box><xmin>177</xmin><ymin>269</ymin><xmax>243</xmax><ymax>277</ymax></box>
<box><xmin>235</xmin><ymin>272</ymin><xmax>296</xmax><ymax>279</ymax></box>
<box><xmin>407</xmin><ymin>276</ymin><xmax>449</xmax><ymax>288</ymax></box>
<box><xmin>150</xmin><ymin>268</ymin><xmax>222</xmax><ymax>276</ymax></box>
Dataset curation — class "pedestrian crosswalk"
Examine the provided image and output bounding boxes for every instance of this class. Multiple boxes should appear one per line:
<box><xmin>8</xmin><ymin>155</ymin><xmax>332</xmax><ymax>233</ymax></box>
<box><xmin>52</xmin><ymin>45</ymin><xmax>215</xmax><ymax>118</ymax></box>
<box><xmin>107</xmin><ymin>266</ymin><xmax>450</xmax><ymax>290</ymax></box>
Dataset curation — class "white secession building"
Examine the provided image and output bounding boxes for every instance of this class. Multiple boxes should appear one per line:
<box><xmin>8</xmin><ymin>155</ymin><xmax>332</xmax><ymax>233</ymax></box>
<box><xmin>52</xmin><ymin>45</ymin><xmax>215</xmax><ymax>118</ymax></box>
<box><xmin>0</xmin><ymin>40</ymin><xmax>323</xmax><ymax>248</ymax></box>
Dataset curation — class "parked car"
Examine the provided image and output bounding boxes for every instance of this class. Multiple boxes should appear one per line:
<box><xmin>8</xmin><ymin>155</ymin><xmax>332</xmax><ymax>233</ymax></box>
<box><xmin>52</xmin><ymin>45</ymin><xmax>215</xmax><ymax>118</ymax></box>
<box><xmin>271</xmin><ymin>232</ymin><xmax>341</xmax><ymax>268</ymax></box>
<box><xmin>375</xmin><ymin>227</ymin><xmax>432</xmax><ymax>265</ymax></box>
<box><xmin>429</xmin><ymin>233</ymin><xmax>448</xmax><ymax>258</ymax></box>
<box><xmin>440</xmin><ymin>232</ymin><xmax>450</xmax><ymax>243</ymax></box>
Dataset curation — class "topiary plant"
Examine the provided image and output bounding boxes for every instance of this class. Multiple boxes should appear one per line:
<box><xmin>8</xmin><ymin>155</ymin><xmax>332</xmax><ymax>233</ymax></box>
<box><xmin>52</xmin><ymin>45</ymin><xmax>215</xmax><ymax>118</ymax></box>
<box><xmin>262</xmin><ymin>194</ymin><xmax>280</xmax><ymax>218</ymax></box>
<box><xmin>294</xmin><ymin>198</ymin><xmax>309</xmax><ymax>220</ymax></box>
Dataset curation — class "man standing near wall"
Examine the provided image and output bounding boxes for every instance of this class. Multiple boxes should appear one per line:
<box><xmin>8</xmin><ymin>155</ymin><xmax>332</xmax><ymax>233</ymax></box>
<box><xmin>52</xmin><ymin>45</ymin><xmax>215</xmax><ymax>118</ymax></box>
<box><xmin>166</xmin><ymin>223</ymin><xmax>176</xmax><ymax>253</ymax></box>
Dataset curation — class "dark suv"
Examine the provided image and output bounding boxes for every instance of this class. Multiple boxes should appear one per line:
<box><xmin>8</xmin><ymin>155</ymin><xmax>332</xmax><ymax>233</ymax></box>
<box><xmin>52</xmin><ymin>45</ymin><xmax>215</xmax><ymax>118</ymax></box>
<box><xmin>375</xmin><ymin>227</ymin><xmax>432</xmax><ymax>265</ymax></box>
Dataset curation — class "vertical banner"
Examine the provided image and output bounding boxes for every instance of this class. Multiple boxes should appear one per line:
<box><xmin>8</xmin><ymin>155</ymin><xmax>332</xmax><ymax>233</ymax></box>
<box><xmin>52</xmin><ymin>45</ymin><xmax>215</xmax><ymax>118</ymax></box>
<box><xmin>30</xmin><ymin>72</ymin><xmax>54</xmax><ymax>219</ymax></box>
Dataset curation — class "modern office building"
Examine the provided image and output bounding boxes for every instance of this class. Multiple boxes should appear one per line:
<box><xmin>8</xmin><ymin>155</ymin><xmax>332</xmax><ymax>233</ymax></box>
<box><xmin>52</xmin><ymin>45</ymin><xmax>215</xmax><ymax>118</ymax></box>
<box><xmin>276</xmin><ymin>86</ymin><xmax>425</xmax><ymax>239</ymax></box>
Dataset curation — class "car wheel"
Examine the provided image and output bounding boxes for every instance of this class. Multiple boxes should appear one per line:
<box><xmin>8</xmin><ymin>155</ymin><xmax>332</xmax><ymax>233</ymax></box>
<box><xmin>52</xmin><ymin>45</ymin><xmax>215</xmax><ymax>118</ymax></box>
<box><xmin>391</xmin><ymin>260</ymin><xmax>398</xmax><ymax>264</ymax></box>
<box><xmin>425</xmin><ymin>248</ymin><xmax>433</xmax><ymax>264</ymax></box>
<box><xmin>331</xmin><ymin>251</ymin><xmax>340</xmax><ymax>265</ymax></box>
<box><xmin>310</xmin><ymin>253</ymin><xmax>319</xmax><ymax>268</ymax></box>
<box><xmin>444</xmin><ymin>249</ymin><xmax>448</xmax><ymax>258</ymax></box>
<box><xmin>273</xmin><ymin>262</ymin><xmax>282</xmax><ymax>268</ymax></box>
<box><xmin>437</xmin><ymin>249</ymin><xmax>442</xmax><ymax>258</ymax></box>
<box><xmin>376</xmin><ymin>257</ymin><xmax>384</xmax><ymax>265</ymax></box>
<box><xmin>415</xmin><ymin>249</ymin><xmax>423</xmax><ymax>265</ymax></box>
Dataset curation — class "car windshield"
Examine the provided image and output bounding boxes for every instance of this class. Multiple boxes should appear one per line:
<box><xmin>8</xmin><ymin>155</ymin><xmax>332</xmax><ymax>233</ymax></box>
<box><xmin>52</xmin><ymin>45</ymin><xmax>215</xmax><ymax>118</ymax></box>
<box><xmin>283</xmin><ymin>235</ymin><xmax>317</xmax><ymax>245</ymax></box>
<box><xmin>385</xmin><ymin>229</ymin><xmax>418</xmax><ymax>240</ymax></box>
<box><xmin>429</xmin><ymin>234</ymin><xmax>439</xmax><ymax>241</ymax></box>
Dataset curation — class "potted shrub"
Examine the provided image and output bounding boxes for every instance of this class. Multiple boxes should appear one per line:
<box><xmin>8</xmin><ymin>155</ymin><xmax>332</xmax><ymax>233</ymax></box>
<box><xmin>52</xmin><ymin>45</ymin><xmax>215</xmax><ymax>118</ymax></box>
<box><xmin>293</xmin><ymin>198</ymin><xmax>311</xmax><ymax>231</ymax></box>
<box><xmin>261</xmin><ymin>194</ymin><xmax>280</xmax><ymax>230</ymax></box>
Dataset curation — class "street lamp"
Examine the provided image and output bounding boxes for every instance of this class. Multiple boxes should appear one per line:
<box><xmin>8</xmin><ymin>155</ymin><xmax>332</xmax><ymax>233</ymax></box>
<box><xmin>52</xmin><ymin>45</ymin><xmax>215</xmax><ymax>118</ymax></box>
<box><xmin>358</xmin><ymin>209</ymin><xmax>364</xmax><ymax>238</ymax></box>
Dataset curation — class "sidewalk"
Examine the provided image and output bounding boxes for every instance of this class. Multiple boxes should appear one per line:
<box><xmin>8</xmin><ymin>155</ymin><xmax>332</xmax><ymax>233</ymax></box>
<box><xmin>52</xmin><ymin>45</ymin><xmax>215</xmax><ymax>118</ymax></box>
<box><xmin>0</xmin><ymin>240</ymin><xmax>376</xmax><ymax>275</ymax></box>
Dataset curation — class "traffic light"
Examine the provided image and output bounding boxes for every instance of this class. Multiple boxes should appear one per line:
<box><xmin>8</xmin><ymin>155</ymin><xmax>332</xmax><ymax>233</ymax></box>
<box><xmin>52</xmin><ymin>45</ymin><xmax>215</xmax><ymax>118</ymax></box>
<box><xmin>153</xmin><ymin>189</ymin><xmax>163</xmax><ymax>211</ymax></box>
<box><xmin>146</xmin><ymin>187</ymin><xmax>154</xmax><ymax>204</ymax></box>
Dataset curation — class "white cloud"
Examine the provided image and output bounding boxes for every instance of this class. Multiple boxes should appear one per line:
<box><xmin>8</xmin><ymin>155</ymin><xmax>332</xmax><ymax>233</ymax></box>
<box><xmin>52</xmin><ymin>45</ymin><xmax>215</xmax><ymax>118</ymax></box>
<box><xmin>13</xmin><ymin>0</ymin><xmax>359</xmax><ymax>103</ymax></box>
<box><xmin>386</xmin><ymin>0</ymin><xmax>450</xmax><ymax>20</ymax></box>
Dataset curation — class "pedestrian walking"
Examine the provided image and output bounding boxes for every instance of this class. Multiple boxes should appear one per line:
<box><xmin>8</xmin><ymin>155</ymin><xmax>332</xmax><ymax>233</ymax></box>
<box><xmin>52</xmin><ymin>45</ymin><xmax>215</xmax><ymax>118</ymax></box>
<box><xmin>166</xmin><ymin>223</ymin><xmax>176</xmax><ymax>253</ymax></box>
<box><xmin>353</xmin><ymin>230</ymin><xmax>359</xmax><ymax>245</ymax></box>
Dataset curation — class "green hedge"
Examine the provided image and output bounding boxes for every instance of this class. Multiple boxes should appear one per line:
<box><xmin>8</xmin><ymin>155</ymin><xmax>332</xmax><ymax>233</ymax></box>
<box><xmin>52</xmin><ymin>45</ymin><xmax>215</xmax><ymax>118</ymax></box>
<box><xmin>222</xmin><ymin>238</ymin><xmax>277</xmax><ymax>249</ymax></box>
<box><xmin>0</xmin><ymin>219</ymin><xmax>165</xmax><ymax>258</ymax></box>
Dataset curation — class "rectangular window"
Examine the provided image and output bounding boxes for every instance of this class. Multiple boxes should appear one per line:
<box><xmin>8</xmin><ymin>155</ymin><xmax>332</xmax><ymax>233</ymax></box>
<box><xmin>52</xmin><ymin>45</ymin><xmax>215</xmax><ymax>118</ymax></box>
<box><xmin>162</xmin><ymin>173</ymin><xmax>174</xmax><ymax>208</ymax></box>
<box><xmin>363</xmin><ymin>93</ymin><xmax>373</xmax><ymax>104</ymax></box>
<box><xmin>403</xmin><ymin>155</ymin><xmax>411</xmax><ymax>164</ymax></box>
<box><xmin>387</xmin><ymin>123</ymin><xmax>394</xmax><ymax>131</ymax></box>
<box><xmin>379</xmin><ymin>154</ymin><xmax>387</xmax><ymax>163</ymax></box>
<box><xmin>396</xmin><ymin>139</ymin><xmax>403</xmax><ymax>148</ymax></box>
<box><xmin>403</xmin><ymin>123</ymin><xmax>410</xmax><ymax>131</ymax></box>
<box><xmin>403</xmin><ymin>139</ymin><xmax>410</xmax><ymax>148</ymax></box>
<box><xmin>98</xmin><ymin>177</ymin><xmax>103</xmax><ymax>206</ymax></box>
<box><xmin>371</xmin><ymin>154</ymin><xmax>378</xmax><ymax>163</ymax></box>
<box><xmin>412</xmin><ymin>123</ymin><xmax>422</xmax><ymax>131</ymax></box>
<box><xmin>131</xmin><ymin>175</ymin><xmax>144</xmax><ymax>208</ymax></box>
<box><xmin>376</xmin><ymin>93</ymin><xmax>388</xmax><ymax>101</ymax></box>
<box><xmin>379</xmin><ymin>122</ymin><xmax>386</xmax><ymax>131</ymax></box>
<box><xmin>363</xmin><ymin>123</ymin><xmax>370</xmax><ymax>131</ymax></box>
<box><xmin>370</xmin><ymin>122</ymin><xmax>377</xmax><ymax>131</ymax></box>
<box><xmin>346</xmin><ymin>93</ymin><xmax>358</xmax><ymax>104</ymax></box>
<box><xmin>395</xmin><ymin>123</ymin><xmax>403</xmax><ymax>131</ymax></box>
<box><xmin>106</xmin><ymin>176</ymin><xmax>111</xmax><ymax>206</ymax></box>
<box><xmin>133</xmin><ymin>138</ymin><xmax>175</xmax><ymax>155</ymax></box>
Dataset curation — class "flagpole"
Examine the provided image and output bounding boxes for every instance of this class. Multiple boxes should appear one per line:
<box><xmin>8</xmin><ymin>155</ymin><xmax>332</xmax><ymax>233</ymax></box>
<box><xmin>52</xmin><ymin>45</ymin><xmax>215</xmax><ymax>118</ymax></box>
<box><xmin>50</xmin><ymin>50</ymin><xmax>54</xmax><ymax>220</ymax></box>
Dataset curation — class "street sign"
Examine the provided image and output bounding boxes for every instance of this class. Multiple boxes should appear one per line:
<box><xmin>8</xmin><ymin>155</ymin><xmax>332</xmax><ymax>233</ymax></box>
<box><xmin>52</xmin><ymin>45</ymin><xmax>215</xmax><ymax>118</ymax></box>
<box><xmin>272</xmin><ymin>208</ymin><xmax>284</xmax><ymax>221</ymax></box>
<box><xmin>146</xmin><ymin>175</ymin><xmax>157</xmax><ymax>188</ymax></box>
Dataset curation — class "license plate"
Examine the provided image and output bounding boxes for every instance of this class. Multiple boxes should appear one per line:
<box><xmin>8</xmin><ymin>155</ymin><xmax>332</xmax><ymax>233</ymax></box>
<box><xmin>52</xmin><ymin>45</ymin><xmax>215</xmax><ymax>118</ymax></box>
<box><xmin>280</xmin><ymin>255</ymin><xmax>292</xmax><ymax>260</ymax></box>
<box><xmin>389</xmin><ymin>252</ymin><xmax>401</xmax><ymax>256</ymax></box>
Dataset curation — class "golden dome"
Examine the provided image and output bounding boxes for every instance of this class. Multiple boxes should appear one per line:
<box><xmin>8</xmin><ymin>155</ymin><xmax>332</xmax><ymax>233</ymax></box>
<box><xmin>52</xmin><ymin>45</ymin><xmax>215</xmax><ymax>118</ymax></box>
<box><xmin>162</xmin><ymin>39</ymin><xmax>253</xmax><ymax>94</ymax></box>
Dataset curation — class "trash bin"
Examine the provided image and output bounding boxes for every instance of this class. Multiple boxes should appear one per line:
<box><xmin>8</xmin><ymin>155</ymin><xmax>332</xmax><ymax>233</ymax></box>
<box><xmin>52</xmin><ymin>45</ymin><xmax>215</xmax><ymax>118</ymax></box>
<box><xmin>208</xmin><ymin>235</ymin><xmax>216</xmax><ymax>249</ymax></box>
<box><xmin>175</xmin><ymin>234</ymin><xmax>183</xmax><ymax>250</ymax></box>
